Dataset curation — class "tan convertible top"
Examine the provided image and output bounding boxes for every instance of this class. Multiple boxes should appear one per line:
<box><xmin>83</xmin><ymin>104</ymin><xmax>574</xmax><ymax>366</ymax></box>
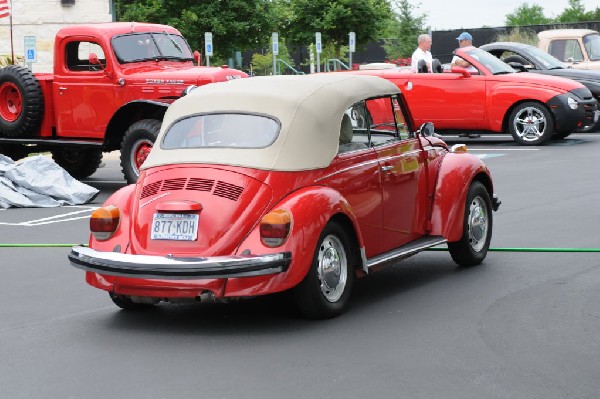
<box><xmin>142</xmin><ymin>73</ymin><xmax>400</xmax><ymax>171</ymax></box>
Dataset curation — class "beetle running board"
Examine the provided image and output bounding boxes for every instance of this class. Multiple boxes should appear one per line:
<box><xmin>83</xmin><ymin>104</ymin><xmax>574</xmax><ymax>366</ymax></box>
<box><xmin>366</xmin><ymin>236</ymin><xmax>447</xmax><ymax>273</ymax></box>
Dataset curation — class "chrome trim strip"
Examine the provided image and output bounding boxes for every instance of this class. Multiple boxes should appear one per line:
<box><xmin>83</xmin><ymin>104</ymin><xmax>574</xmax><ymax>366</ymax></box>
<box><xmin>367</xmin><ymin>237</ymin><xmax>447</xmax><ymax>269</ymax></box>
<box><xmin>315</xmin><ymin>159</ymin><xmax>381</xmax><ymax>182</ymax></box>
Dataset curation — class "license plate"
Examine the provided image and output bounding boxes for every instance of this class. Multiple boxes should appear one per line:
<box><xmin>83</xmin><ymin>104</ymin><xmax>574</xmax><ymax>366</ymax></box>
<box><xmin>594</xmin><ymin>110</ymin><xmax>600</xmax><ymax>123</ymax></box>
<box><xmin>151</xmin><ymin>213</ymin><xmax>199</xmax><ymax>241</ymax></box>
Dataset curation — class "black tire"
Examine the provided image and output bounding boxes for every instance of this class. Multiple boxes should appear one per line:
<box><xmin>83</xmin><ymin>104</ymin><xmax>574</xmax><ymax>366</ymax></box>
<box><xmin>0</xmin><ymin>65</ymin><xmax>44</xmax><ymax>137</ymax></box>
<box><xmin>120</xmin><ymin>119</ymin><xmax>161</xmax><ymax>184</ymax></box>
<box><xmin>448</xmin><ymin>181</ymin><xmax>493</xmax><ymax>267</ymax></box>
<box><xmin>109</xmin><ymin>293</ymin><xmax>157</xmax><ymax>311</ymax></box>
<box><xmin>0</xmin><ymin>143</ymin><xmax>29</xmax><ymax>161</ymax></box>
<box><xmin>51</xmin><ymin>147</ymin><xmax>103</xmax><ymax>179</ymax></box>
<box><xmin>507</xmin><ymin>101</ymin><xmax>554</xmax><ymax>145</ymax></box>
<box><xmin>293</xmin><ymin>222</ymin><xmax>355</xmax><ymax>319</ymax></box>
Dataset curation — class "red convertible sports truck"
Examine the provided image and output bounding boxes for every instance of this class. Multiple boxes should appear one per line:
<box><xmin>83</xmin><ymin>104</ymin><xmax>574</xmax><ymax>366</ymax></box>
<box><xmin>354</xmin><ymin>46</ymin><xmax>599</xmax><ymax>145</ymax></box>
<box><xmin>0</xmin><ymin>22</ymin><xmax>247</xmax><ymax>183</ymax></box>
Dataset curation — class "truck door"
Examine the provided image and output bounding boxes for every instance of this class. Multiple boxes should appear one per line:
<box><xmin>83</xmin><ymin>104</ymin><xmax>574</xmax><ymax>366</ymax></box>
<box><xmin>53</xmin><ymin>39</ymin><xmax>116</xmax><ymax>139</ymax></box>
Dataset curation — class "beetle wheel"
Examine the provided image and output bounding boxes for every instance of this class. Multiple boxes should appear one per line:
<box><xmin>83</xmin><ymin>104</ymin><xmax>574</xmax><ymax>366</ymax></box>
<box><xmin>109</xmin><ymin>293</ymin><xmax>157</xmax><ymax>311</ymax></box>
<box><xmin>293</xmin><ymin>221</ymin><xmax>354</xmax><ymax>319</ymax></box>
<box><xmin>448</xmin><ymin>181</ymin><xmax>493</xmax><ymax>267</ymax></box>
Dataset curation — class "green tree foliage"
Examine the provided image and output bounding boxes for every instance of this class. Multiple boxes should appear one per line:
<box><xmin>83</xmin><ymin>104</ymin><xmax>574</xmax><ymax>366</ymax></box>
<box><xmin>283</xmin><ymin>0</ymin><xmax>392</xmax><ymax>58</ymax></box>
<box><xmin>113</xmin><ymin>0</ymin><xmax>277</xmax><ymax>60</ymax></box>
<box><xmin>505</xmin><ymin>3</ymin><xmax>551</xmax><ymax>26</ymax></box>
<box><xmin>251</xmin><ymin>38</ymin><xmax>296</xmax><ymax>76</ymax></box>
<box><xmin>556</xmin><ymin>0</ymin><xmax>588</xmax><ymax>23</ymax></box>
<box><xmin>382</xmin><ymin>0</ymin><xmax>428</xmax><ymax>60</ymax></box>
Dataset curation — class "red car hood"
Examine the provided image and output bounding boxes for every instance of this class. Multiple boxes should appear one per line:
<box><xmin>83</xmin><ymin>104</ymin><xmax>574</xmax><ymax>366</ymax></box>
<box><xmin>484</xmin><ymin>70</ymin><xmax>585</xmax><ymax>92</ymax></box>
<box><xmin>120</xmin><ymin>63</ymin><xmax>248</xmax><ymax>86</ymax></box>
<box><xmin>128</xmin><ymin>165</ymin><xmax>272</xmax><ymax>256</ymax></box>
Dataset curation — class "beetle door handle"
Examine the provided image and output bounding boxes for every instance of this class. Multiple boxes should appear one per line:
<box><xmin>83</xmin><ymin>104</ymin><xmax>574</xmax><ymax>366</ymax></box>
<box><xmin>381</xmin><ymin>165</ymin><xmax>393</xmax><ymax>172</ymax></box>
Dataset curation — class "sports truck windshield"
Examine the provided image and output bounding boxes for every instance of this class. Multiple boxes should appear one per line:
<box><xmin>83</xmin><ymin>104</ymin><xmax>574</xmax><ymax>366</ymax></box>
<box><xmin>464</xmin><ymin>47</ymin><xmax>516</xmax><ymax>75</ymax></box>
<box><xmin>112</xmin><ymin>31</ymin><xmax>194</xmax><ymax>63</ymax></box>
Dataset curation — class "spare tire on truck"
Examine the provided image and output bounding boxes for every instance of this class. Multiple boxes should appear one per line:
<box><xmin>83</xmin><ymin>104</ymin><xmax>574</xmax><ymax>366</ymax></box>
<box><xmin>0</xmin><ymin>65</ymin><xmax>44</xmax><ymax>137</ymax></box>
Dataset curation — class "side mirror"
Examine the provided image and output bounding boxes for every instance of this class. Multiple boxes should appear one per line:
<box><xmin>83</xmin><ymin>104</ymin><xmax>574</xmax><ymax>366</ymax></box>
<box><xmin>88</xmin><ymin>53</ymin><xmax>106</xmax><ymax>72</ymax></box>
<box><xmin>418</xmin><ymin>122</ymin><xmax>435</xmax><ymax>137</ymax></box>
<box><xmin>451</xmin><ymin>65</ymin><xmax>471</xmax><ymax>78</ymax></box>
<box><xmin>193</xmin><ymin>50</ymin><xmax>202</xmax><ymax>65</ymax></box>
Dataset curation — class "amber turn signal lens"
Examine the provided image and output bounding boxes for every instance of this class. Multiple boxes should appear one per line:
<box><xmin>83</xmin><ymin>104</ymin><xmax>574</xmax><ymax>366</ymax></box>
<box><xmin>90</xmin><ymin>205</ymin><xmax>120</xmax><ymax>241</ymax></box>
<box><xmin>260</xmin><ymin>209</ymin><xmax>292</xmax><ymax>247</ymax></box>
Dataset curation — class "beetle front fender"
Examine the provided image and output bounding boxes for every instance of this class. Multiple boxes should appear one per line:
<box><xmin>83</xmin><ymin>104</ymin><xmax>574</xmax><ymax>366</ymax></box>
<box><xmin>429</xmin><ymin>153</ymin><xmax>493</xmax><ymax>242</ymax></box>
<box><xmin>225</xmin><ymin>186</ymin><xmax>362</xmax><ymax>297</ymax></box>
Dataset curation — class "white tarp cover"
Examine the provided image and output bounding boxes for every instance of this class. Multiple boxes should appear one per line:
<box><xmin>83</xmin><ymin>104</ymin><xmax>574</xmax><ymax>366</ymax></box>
<box><xmin>0</xmin><ymin>155</ymin><xmax>99</xmax><ymax>209</ymax></box>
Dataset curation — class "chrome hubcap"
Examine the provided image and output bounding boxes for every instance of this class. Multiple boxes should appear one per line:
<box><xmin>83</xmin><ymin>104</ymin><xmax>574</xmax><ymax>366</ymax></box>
<box><xmin>317</xmin><ymin>235</ymin><xmax>347</xmax><ymax>303</ymax></box>
<box><xmin>467</xmin><ymin>196</ymin><xmax>488</xmax><ymax>252</ymax></box>
<box><xmin>513</xmin><ymin>107</ymin><xmax>547</xmax><ymax>142</ymax></box>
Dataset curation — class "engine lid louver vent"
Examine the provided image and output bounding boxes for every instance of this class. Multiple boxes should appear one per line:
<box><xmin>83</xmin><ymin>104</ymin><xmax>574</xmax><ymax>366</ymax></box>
<box><xmin>213</xmin><ymin>181</ymin><xmax>244</xmax><ymax>201</ymax></box>
<box><xmin>140</xmin><ymin>178</ymin><xmax>244</xmax><ymax>201</ymax></box>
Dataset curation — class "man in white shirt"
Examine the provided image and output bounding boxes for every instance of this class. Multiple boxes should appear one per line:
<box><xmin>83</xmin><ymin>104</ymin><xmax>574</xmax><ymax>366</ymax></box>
<box><xmin>411</xmin><ymin>34</ymin><xmax>432</xmax><ymax>73</ymax></box>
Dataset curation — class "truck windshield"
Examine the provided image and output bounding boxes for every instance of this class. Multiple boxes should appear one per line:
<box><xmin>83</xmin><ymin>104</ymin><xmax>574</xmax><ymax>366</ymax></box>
<box><xmin>583</xmin><ymin>33</ymin><xmax>600</xmax><ymax>61</ymax></box>
<box><xmin>112</xmin><ymin>32</ymin><xmax>194</xmax><ymax>63</ymax></box>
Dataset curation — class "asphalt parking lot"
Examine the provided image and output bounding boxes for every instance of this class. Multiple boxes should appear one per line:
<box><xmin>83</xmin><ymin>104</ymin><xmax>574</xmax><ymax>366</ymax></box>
<box><xmin>1</xmin><ymin>133</ymin><xmax>599</xmax><ymax>398</ymax></box>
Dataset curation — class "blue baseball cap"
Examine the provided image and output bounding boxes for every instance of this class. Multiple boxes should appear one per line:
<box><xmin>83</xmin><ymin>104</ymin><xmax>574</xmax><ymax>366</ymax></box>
<box><xmin>456</xmin><ymin>32</ymin><xmax>472</xmax><ymax>41</ymax></box>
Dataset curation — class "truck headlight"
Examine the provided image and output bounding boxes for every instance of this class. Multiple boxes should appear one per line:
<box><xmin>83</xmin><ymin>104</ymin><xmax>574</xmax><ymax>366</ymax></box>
<box><xmin>567</xmin><ymin>97</ymin><xmax>579</xmax><ymax>110</ymax></box>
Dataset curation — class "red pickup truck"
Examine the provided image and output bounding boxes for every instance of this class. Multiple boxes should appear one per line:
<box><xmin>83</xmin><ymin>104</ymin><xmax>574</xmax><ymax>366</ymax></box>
<box><xmin>0</xmin><ymin>22</ymin><xmax>247</xmax><ymax>183</ymax></box>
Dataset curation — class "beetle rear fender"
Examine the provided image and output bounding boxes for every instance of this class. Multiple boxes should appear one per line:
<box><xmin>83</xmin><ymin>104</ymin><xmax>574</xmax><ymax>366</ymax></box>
<box><xmin>231</xmin><ymin>186</ymin><xmax>365</xmax><ymax>293</ymax></box>
<box><xmin>104</xmin><ymin>100</ymin><xmax>170</xmax><ymax>151</ymax></box>
<box><xmin>429</xmin><ymin>153</ymin><xmax>493</xmax><ymax>241</ymax></box>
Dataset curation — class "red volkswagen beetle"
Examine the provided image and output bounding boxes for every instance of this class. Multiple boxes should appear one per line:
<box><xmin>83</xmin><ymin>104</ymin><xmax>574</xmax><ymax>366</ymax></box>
<box><xmin>69</xmin><ymin>73</ymin><xmax>500</xmax><ymax>318</ymax></box>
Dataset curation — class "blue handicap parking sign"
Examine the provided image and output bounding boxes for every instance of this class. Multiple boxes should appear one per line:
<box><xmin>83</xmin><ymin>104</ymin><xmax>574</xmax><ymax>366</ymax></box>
<box><xmin>27</xmin><ymin>49</ymin><xmax>35</xmax><ymax>60</ymax></box>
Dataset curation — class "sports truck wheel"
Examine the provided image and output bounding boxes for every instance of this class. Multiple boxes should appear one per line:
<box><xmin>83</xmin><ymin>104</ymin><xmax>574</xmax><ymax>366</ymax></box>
<box><xmin>51</xmin><ymin>148</ymin><xmax>103</xmax><ymax>179</ymax></box>
<box><xmin>448</xmin><ymin>181</ymin><xmax>493</xmax><ymax>267</ymax></box>
<box><xmin>293</xmin><ymin>222</ymin><xmax>355</xmax><ymax>319</ymax></box>
<box><xmin>120</xmin><ymin>119</ymin><xmax>161</xmax><ymax>184</ymax></box>
<box><xmin>508</xmin><ymin>101</ymin><xmax>554</xmax><ymax>145</ymax></box>
<box><xmin>0</xmin><ymin>65</ymin><xmax>44</xmax><ymax>137</ymax></box>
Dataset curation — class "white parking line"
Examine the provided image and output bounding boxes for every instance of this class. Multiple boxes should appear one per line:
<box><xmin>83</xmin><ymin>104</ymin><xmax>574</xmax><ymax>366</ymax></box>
<box><xmin>0</xmin><ymin>206</ymin><xmax>98</xmax><ymax>226</ymax></box>
<box><xmin>468</xmin><ymin>148</ymin><xmax>540</xmax><ymax>151</ymax></box>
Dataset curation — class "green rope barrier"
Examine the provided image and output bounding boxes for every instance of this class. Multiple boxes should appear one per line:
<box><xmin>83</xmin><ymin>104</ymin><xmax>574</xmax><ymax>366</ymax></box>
<box><xmin>427</xmin><ymin>247</ymin><xmax>600</xmax><ymax>253</ymax></box>
<box><xmin>0</xmin><ymin>244</ymin><xmax>599</xmax><ymax>252</ymax></box>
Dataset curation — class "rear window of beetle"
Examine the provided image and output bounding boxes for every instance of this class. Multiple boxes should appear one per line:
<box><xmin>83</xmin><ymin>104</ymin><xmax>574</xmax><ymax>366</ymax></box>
<box><xmin>162</xmin><ymin>113</ymin><xmax>280</xmax><ymax>149</ymax></box>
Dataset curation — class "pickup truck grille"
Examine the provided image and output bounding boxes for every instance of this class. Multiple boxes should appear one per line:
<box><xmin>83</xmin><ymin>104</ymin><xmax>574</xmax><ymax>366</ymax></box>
<box><xmin>140</xmin><ymin>178</ymin><xmax>244</xmax><ymax>201</ymax></box>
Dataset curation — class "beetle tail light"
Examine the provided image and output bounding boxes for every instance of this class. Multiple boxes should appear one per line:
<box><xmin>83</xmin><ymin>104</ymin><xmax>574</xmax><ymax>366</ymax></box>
<box><xmin>90</xmin><ymin>205</ymin><xmax>121</xmax><ymax>241</ymax></box>
<box><xmin>260</xmin><ymin>209</ymin><xmax>292</xmax><ymax>247</ymax></box>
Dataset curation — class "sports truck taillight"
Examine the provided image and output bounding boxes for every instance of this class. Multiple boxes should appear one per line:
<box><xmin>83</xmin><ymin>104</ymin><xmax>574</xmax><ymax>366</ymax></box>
<box><xmin>90</xmin><ymin>205</ymin><xmax>120</xmax><ymax>241</ymax></box>
<box><xmin>260</xmin><ymin>209</ymin><xmax>292</xmax><ymax>248</ymax></box>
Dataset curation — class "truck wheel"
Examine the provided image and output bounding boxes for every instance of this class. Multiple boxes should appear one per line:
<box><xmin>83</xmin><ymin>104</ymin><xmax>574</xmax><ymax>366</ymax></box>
<box><xmin>0</xmin><ymin>143</ymin><xmax>29</xmax><ymax>161</ymax></box>
<box><xmin>0</xmin><ymin>65</ymin><xmax>44</xmax><ymax>137</ymax></box>
<box><xmin>293</xmin><ymin>222</ymin><xmax>355</xmax><ymax>319</ymax></box>
<box><xmin>448</xmin><ymin>181</ymin><xmax>493</xmax><ymax>267</ymax></box>
<box><xmin>120</xmin><ymin>119</ymin><xmax>161</xmax><ymax>184</ymax></box>
<box><xmin>508</xmin><ymin>101</ymin><xmax>554</xmax><ymax>145</ymax></box>
<box><xmin>51</xmin><ymin>148</ymin><xmax>103</xmax><ymax>179</ymax></box>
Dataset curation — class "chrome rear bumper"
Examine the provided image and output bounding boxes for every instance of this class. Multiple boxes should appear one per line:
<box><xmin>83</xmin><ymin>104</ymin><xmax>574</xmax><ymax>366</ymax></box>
<box><xmin>69</xmin><ymin>246</ymin><xmax>291</xmax><ymax>280</ymax></box>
